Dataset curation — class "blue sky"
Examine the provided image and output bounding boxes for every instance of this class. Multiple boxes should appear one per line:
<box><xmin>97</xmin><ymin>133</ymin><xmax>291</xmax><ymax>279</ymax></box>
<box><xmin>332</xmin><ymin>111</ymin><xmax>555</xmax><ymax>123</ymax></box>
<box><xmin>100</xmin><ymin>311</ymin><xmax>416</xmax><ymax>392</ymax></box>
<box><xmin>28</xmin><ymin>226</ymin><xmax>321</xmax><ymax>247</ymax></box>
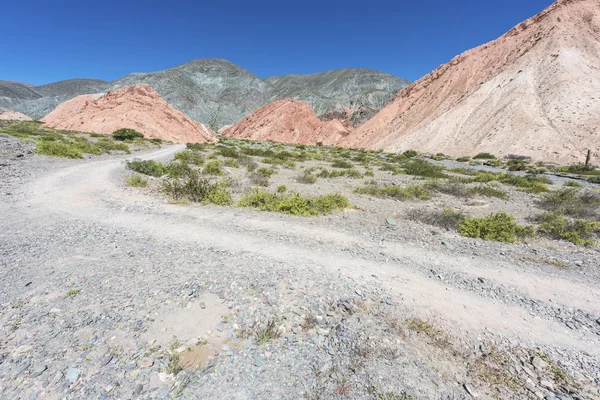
<box><xmin>1</xmin><ymin>0</ymin><xmax>553</xmax><ymax>86</ymax></box>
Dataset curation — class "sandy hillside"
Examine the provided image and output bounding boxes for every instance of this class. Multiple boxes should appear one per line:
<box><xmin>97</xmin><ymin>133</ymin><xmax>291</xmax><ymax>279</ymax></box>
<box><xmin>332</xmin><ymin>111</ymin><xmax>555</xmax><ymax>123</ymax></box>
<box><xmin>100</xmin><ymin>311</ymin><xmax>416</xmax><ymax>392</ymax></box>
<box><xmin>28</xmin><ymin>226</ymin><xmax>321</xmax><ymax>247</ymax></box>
<box><xmin>42</xmin><ymin>84</ymin><xmax>215</xmax><ymax>143</ymax></box>
<box><xmin>342</xmin><ymin>0</ymin><xmax>600</xmax><ymax>163</ymax></box>
<box><xmin>0</xmin><ymin>107</ymin><xmax>33</xmax><ymax>121</ymax></box>
<box><xmin>221</xmin><ymin>98</ymin><xmax>350</xmax><ymax>146</ymax></box>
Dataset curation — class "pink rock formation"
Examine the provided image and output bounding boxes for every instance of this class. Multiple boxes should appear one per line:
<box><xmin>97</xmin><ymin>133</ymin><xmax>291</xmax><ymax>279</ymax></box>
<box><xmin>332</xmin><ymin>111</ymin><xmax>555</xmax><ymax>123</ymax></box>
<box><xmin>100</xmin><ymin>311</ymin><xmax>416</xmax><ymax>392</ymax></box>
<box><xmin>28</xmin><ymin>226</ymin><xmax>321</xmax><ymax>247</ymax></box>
<box><xmin>42</xmin><ymin>84</ymin><xmax>215</xmax><ymax>143</ymax></box>
<box><xmin>0</xmin><ymin>107</ymin><xmax>33</xmax><ymax>121</ymax></box>
<box><xmin>221</xmin><ymin>99</ymin><xmax>350</xmax><ymax>146</ymax></box>
<box><xmin>342</xmin><ymin>0</ymin><xmax>600</xmax><ymax>163</ymax></box>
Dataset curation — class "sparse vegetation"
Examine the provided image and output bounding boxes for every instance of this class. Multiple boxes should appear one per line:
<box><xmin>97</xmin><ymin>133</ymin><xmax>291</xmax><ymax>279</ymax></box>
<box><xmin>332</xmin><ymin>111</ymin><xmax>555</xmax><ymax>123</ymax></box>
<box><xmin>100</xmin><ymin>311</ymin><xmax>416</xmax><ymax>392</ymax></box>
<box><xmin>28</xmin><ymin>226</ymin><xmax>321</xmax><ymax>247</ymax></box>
<box><xmin>125</xmin><ymin>174</ymin><xmax>148</xmax><ymax>188</ymax></box>
<box><xmin>538</xmin><ymin>188</ymin><xmax>600</xmax><ymax>220</ymax></box>
<box><xmin>255</xmin><ymin>319</ymin><xmax>281</xmax><ymax>345</ymax></box>
<box><xmin>36</xmin><ymin>141</ymin><xmax>84</xmax><ymax>158</ymax></box>
<box><xmin>403</xmin><ymin>159</ymin><xmax>447</xmax><ymax>178</ymax></box>
<box><xmin>65</xmin><ymin>289</ymin><xmax>80</xmax><ymax>298</ymax></box>
<box><xmin>165</xmin><ymin>336</ymin><xmax>183</xmax><ymax>376</ymax></box>
<box><xmin>407</xmin><ymin>208</ymin><xmax>466</xmax><ymax>230</ymax></box>
<box><xmin>355</xmin><ymin>182</ymin><xmax>432</xmax><ymax>201</ymax></box>
<box><xmin>534</xmin><ymin>212</ymin><xmax>600</xmax><ymax>245</ymax></box>
<box><xmin>112</xmin><ymin>128</ymin><xmax>144</xmax><ymax>141</ymax></box>
<box><xmin>126</xmin><ymin>159</ymin><xmax>168</xmax><ymax>177</ymax></box>
<box><xmin>162</xmin><ymin>173</ymin><xmax>233</xmax><ymax>205</ymax></box>
<box><xmin>203</xmin><ymin>160</ymin><xmax>224</xmax><ymax>176</ymax></box>
<box><xmin>239</xmin><ymin>190</ymin><xmax>349</xmax><ymax>216</ymax></box>
<box><xmin>459</xmin><ymin>212</ymin><xmax>533</xmax><ymax>243</ymax></box>
<box><xmin>473</xmin><ymin>152</ymin><xmax>496</xmax><ymax>160</ymax></box>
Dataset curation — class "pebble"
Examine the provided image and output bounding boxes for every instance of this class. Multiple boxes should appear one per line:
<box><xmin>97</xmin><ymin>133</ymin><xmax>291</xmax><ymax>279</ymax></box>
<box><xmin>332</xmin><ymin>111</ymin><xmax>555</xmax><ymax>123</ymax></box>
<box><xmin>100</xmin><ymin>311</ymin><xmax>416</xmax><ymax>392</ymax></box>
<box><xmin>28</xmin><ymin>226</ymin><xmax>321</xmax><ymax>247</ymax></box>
<box><xmin>65</xmin><ymin>368</ymin><xmax>81</xmax><ymax>383</ymax></box>
<box><xmin>199</xmin><ymin>302</ymin><xmax>206</xmax><ymax>309</ymax></box>
<box><xmin>385</xmin><ymin>218</ymin><xmax>397</xmax><ymax>226</ymax></box>
<box><xmin>253</xmin><ymin>356</ymin><xmax>264</xmax><ymax>367</ymax></box>
<box><xmin>463</xmin><ymin>383</ymin><xmax>479</xmax><ymax>398</ymax></box>
<box><xmin>532</xmin><ymin>356</ymin><xmax>548</xmax><ymax>370</ymax></box>
<box><xmin>31</xmin><ymin>365</ymin><xmax>47</xmax><ymax>378</ymax></box>
<box><xmin>12</xmin><ymin>345</ymin><xmax>33</xmax><ymax>357</ymax></box>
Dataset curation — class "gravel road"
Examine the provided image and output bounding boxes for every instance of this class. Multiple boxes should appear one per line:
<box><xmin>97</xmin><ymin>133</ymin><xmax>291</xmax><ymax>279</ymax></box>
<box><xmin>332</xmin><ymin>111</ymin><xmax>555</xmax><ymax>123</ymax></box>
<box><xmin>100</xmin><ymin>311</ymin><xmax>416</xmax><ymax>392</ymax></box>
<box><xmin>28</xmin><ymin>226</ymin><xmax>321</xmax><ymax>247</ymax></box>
<box><xmin>1</xmin><ymin>139</ymin><xmax>599</xmax><ymax>399</ymax></box>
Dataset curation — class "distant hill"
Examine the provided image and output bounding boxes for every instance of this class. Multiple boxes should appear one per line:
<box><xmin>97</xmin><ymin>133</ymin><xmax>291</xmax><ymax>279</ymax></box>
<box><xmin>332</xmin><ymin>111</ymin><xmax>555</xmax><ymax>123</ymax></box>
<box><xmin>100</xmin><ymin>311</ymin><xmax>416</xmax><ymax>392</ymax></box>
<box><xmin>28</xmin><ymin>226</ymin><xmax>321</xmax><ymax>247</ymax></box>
<box><xmin>0</xmin><ymin>59</ymin><xmax>409</xmax><ymax>126</ymax></box>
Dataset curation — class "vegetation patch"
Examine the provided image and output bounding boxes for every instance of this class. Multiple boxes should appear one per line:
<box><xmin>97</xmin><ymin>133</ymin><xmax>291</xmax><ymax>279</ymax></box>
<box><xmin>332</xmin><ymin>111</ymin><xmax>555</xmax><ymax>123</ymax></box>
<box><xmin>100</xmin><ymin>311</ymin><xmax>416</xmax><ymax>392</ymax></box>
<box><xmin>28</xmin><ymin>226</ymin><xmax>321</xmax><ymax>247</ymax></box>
<box><xmin>112</xmin><ymin>128</ymin><xmax>144</xmax><ymax>141</ymax></box>
<box><xmin>534</xmin><ymin>212</ymin><xmax>600</xmax><ymax>246</ymax></box>
<box><xmin>355</xmin><ymin>182</ymin><xmax>432</xmax><ymax>201</ymax></box>
<box><xmin>203</xmin><ymin>160</ymin><xmax>224</xmax><ymax>176</ymax></box>
<box><xmin>407</xmin><ymin>208</ymin><xmax>466</xmax><ymax>230</ymax></box>
<box><xmin>36</xmin><ymin>141</ymin><xmax>83</xmax><ymax>159</ymax></box>
<box><xmin>473</xmin><ymin>152</ymin><xmax>496</xmax><ymax>160</ymax></box>
<box><xmin>239</xmin><ymin>190</ymin><xmax>349</xmax><ymax>216</ymax></box>
<box><xmin>403</xmin><ymin>159</ymin><xmax>447</xmax><ymax>178</ymax></box>
<box><xmin>125</xmin><ymin>174</ymin><xmax>148</xmax><ymax>188</ymax></box>
<box><xmin>459</xmin><ymin>212</ymin><xmax>533</xmax><ymax>243</ymax></box>
<box><xmin>538</xmin><ymin>188</ymin><xmax>600</xmax><ymax>220</ymax></box>
<box><xmin>162</xmin><ymin>173</ymin><xmax>233</xmax><ymax>205</ymax></box>
<box><xmin>126</xmin><ymin>159</ymin><xmax>168</xmax><ymax>177</ymax></box>
<box><xmin>174</xmin><ymin>150</ymin><xmax>204</xmax><ymax>165</ymax></box>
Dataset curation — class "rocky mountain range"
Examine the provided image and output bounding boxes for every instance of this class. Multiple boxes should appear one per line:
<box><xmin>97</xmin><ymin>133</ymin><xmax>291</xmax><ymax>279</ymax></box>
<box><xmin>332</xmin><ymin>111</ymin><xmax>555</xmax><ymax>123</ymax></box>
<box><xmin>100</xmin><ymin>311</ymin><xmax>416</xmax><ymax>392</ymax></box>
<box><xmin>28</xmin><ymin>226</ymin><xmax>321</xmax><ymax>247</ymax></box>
<box><xmin>0</xmin><ymin>60</ymin><xmax>409</xmax><ymax>127</ymax></box>
<box><xmin>342</xmin><ymin>0</ymin><xmax>600</xmax><ymax>162</ymax></box>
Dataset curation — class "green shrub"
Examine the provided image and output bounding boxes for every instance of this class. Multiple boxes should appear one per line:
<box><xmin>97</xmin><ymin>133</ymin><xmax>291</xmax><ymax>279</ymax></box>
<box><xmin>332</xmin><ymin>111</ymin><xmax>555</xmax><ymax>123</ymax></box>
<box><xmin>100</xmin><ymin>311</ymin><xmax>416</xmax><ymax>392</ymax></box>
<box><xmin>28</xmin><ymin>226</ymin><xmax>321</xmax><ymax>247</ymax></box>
<box><xmin>456</xmin><ymin>157</ymin><xmax>471</xmax><ymax>162</ymax></box>
<box><xmin>203</xmin><ymin>160</ymin><xmax>224</xmax><ymax>176</ymax></box>
<box><xmin>559</xmin><ymin>164</ymin><xmax>600</xmax><ymax>175</ymax></box>
<box><xmin>218</xmin><ymin>147</ymin><xmax>240</xmax><ymax>159</ymax></box>
<box><xmin>186</xmin><ymin>143</ymin><xmax>209</xmax><ymax>152</ymax></box>
<box><xmin>459</xmin><ymin>212</ymin><xmax>533</xmax><ymax>243</ymax></box>
<box><xmin>126</xmin><ymin>159</ymin><xmax>168</xmax><ymax>177</ymax></box>
<box><xmin>331</xmin><ymin>159</ymin><xmax>353</xmax><ymax>169</ymax></box>
<box><xmin>162</xmin><ymin>173</ymin><xmax>233</xmax><ymax>205</ymax></box>
<box><xmin>125</xmin><ymin>174</ymin><xmax>148</xmax><ymax>187</ymax></box>
<box><xmin>473</xmin><ymin>152</ymin><xmax>496</xmax><ymax>160</ymax></box>
<box><xmin>402</xmin><ymin>150</ymin><xmax>418</xmax><ymax>158</ymax></box>
<box><xmin>470</xmin><ymin>185</ymin><xmax>509</xmax><ymax>200</ymax></box>
<box><xmin>112</xmin><ymin>128</ymin><xmax>144</xmax><ymax>141</ymax></box>
<box><xmin>588</xmin><ymin>176</ymin><xmax>600</xmax><ymax>184</ymax></box>
<box><xmin>276</xmin><ymin>185</ymin><xmax>287</xmax><ymax>193</ymax></box>
<box><xmin>538</xmin><ymin>188</ymin><xmax>600</xmax><ymax>220</ymax></box>
<box><xmin>474</xmin><ymin>172</ymin><xmax>549</xmax><ymax>193</ymax></box>
<box><xmin>563</xmin><ymin>181</ymin><xmax>583</xmax><ymax>188</ymax></box>
<box><xmin>297</xmin><ymin>170</ymin><xmax>317</xmax><ymax>184</ymax></box>
<box><xmin>355</xmin><ymin>183</ymin><xmax>432</xmax><ymax>201</ymax></box>
<box><xmin>535</xmin><ymin>212</ymin><xmax>600</xmax><ymax>245</ymax></box>
<box><xmin>403</xmin><ymin>159</ymin><xmax>447</xmax><ymax>178</ymax></box>
<box><xmin>94</xmin><ymin>139</ymin><xmax>130</xmax><ymax>154</ymax></box>
<box><xmin>249</xmin><ymin>168</ymin><xmax>276</xmax><ymax>187</ymax></box>
<box><xmin>167</xmin><ymin>161</ymin><xmax>194</xmax><ymax>178</ymax></box>
<box><xmin>239</xmin><ymin>190</ymin><xmax>349</xmax><ymax>216</ymax></box>
<box><xmin>174</xmin><ymin>151</ymin><xmax>204</xmax><ymax>165</ymax></box>
<box><xmin>36</xmin><ymin>141</ymin><xmax>83</xmax><ymax>158</ymax></box>
<box><xmin>408</xmin><ymin>208</ymin><xmax>466</xmax><ymax>230</ymax></box>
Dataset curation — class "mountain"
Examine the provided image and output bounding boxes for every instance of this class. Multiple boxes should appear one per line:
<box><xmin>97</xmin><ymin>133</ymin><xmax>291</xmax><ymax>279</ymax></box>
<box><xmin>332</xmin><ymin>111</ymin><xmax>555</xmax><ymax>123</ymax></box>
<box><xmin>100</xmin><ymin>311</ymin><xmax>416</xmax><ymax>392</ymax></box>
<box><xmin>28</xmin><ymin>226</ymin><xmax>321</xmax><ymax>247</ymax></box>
<box><xmin>222</xmin><ymin>98</ymin><xmax>350</xmax><ymax>146</ymax></box>
<box><xmin>42</xmin><ymin>84</ymin><xmax>215</xmax><ymax>144</ymax></box>
<box><xmin>0</xmin><ymin>59</ymin><xmax>408</xmax><ymax>127</ymax></box>
<box><xmin>341</xmin><ymin>0</ymin><xmax>600</xmax><ymax>162</ymax></box>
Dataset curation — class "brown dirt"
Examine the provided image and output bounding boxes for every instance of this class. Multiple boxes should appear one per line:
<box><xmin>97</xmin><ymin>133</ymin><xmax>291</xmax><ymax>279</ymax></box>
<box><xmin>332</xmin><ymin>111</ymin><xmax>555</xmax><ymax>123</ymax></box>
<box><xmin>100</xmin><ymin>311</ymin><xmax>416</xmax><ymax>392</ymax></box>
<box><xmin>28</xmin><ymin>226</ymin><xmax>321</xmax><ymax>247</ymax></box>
<box><xmin>42</xmin><ymin>84</ymin><xmax>215</xmax><ymax>143</ymax></box>
<box><xmin>342</xmin><ymin>0</ymin><xmax>600</xmax><ymax>163</ymax></box>
<box><xmin>221</xmin><ymin>98</ymin><xmax>351</xmax><ymax>145</ymax></box>
<box><xmin>0</xmin><ymin>107</ymin><xmax>33</xmax><ymax>121</ymax></box>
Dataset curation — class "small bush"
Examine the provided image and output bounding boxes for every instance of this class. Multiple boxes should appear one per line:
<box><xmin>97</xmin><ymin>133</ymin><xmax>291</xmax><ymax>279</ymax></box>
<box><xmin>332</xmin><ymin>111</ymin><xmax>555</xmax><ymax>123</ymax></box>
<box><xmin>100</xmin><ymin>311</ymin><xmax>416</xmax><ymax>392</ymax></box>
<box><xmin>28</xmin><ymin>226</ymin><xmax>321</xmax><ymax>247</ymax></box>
<box><xmin>355</xmin><ymin>183</ymin><xmax>432</xmax><ymax>201</ymax></box>
<box><xmin>94</xmin><ymin>139</ymin><xmax>130</xmax><ymax>153</ymax></box>
<box><xmin>470</xmin><ymin>185</ymin><xmax>509</xmax><ymax>200</ymax></box>
<box><xmin>538</xmin><ymin>188</ymin><xmax>600</xmax><ymax>220</ymax></box>
<box><xmin>36</xmin><ymin>141</ymin><xmax>82</xmax><ymax>158</ymax></box>
<box><xmin>559</xmin><ymin>164</ymin><xmax>600</xmax><ymax>175</ymax></box>
<box><xmin>297</xmin><ymin>170</ymin><xmax>317</xmax><ymax>184</ymax></box>
<box><xmin>588</xmin><ymin>176</ymin><xmax>600</xmax><ymax>184</ymax></box>
<box><xmin>186</xmin><ymin>143</ymin><xmax>208</xmax><ymax>151</ymax></box>
<box><xmin>331</xmin><ymin>159</ymin><xmax>353</xmax><ymax>169</ymax></box>
<box><xmin>203</xmin><ymin>160</ymin><xmax>224</xmax><ymax>176</ymax></box>
<box><xmin>403</xmin><ymin>159</ymin><xmax>447</xmax><ymax>179</ymax></box>
<box><xmin>402</xmin><ymin>150</ymin><xmax>418</xmax><ymax>158</ymax></box>
<box><xmin>174</xmin><ymin>150</ymin><xmax>204</xmax><ymax>165</ymax></box>
<box><xmin>276</xmin><ymin>185</ymin><xmax>287</xmax><ymax>193</ymax></box>
<box><xmin>534</xmin><ymin>212</ymin><xmax>600</xmax><ymax>245</ymax></box>
<box><xmin>239</xmin><ymin>190</ymin><xmax>350</xmax><ymax>216</ymax></box>
<box><xmin>473</xmin><ymin>152</ymin><xmax>496</xmax><ymax>160</ymax></box>
<box><xmin>167</xmin><ymin>161</ymin><xmax>194</xmax><ymax>178</ymax></box>
<box><xmin>126</xmin><ymin>159</ymin><xmax>168</xmax><ymax>177</ymax></box>
<box><xmin>408</xmin><ymin>208</ymin><xmax>466</xmax><ymax>230</ymax></box>
<box><xmin>112</xmin><ymin>128</ymin><xmax>144</xmax><ymax>141</ymax></box>
<box><xmin>456</xmin><ymin>157</ymin><xmax>471</xmax><ymax>163</ymax></box>
<box><xmin>162</xmin><ymin>173</ymin><xmax>233</xmax><ymax>205</ymax></box>
<box><xmin>126</xmin><ymin>174</ymin><xmax>148</xmax><ymax>188</ymax></box>
<box><xmin>459</xmin><ymin>212</ymin><xmax>533</xmax><ymax>243</ymax></box>
<box><xmin>563</xmin><ymin>181</ymin><xmax>583</xmax><ymax>188</ymax></box>
<box><xmin>217</xmin><ymin>147</ymin><xmax>240</xmax><ymax>159</ymax></box>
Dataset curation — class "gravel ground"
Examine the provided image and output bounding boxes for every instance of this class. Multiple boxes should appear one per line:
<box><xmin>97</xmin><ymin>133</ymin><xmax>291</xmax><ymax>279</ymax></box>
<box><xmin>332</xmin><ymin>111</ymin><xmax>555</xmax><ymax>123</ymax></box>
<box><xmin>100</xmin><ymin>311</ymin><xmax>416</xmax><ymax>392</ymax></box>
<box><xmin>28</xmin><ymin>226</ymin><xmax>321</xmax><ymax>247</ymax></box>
<box><xmin>0</xmin><ymin>136</ymin><xmax>599</xmax><ymax>399</ymax></box>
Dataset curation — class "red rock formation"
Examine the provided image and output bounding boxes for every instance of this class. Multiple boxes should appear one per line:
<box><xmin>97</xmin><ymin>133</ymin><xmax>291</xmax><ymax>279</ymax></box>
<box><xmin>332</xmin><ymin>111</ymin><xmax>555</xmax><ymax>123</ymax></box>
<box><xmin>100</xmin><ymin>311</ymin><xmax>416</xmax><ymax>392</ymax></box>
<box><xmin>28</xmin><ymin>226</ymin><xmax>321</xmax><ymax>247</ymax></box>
<box><xmin>42</xmin><ymin>84</ymin><xmax>215</xmax><ymax>143</ymax></box>
<box><xmin>221</xmin><ymin>99</ymin><xmax>350</xmax><ymax>146</ymax></box>
<box><xmin>0</xmin><ymin>107</ymin><xmax>33</xmax><ymax>121</ymax></box>
<box><xmin>342</xmin><ymin>0</ymin><xmax>600</xmax><ymax>162</ymax></box>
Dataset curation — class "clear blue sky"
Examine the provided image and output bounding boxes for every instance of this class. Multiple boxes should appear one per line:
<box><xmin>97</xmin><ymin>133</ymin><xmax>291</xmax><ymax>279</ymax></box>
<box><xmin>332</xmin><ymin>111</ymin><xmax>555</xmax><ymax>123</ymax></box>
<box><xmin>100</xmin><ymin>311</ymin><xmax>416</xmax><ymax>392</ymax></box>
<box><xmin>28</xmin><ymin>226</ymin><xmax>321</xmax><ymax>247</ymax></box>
<box><xmin>1</xmin><ymin>0</ymin><xmax>554</xmax><ymax>86</ymax></box>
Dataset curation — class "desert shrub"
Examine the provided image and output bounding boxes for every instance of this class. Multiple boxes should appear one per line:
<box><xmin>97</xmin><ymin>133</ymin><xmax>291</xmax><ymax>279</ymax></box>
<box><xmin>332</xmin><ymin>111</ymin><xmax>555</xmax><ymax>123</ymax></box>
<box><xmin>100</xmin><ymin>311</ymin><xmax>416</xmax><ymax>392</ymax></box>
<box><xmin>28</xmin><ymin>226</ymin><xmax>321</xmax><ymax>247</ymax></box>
<box><xmin>276</xmin><ymin>185</ymin><xmax>287</xmax><ymax>193</ymax></box>
<box><xmin>344</xmin><ymin>169</ymin><xmax>364</xmax><ymax>179</ymax></box>
<box><xmin>217</xmin><ymin>147</ymin><xmax>240</xmax><ymax>159</ymax></box>
<box><xmin>425</xmin><ymin>180</ymin><xmax>472</xmax><ymax>198</ymax></box>
<box><xmin>241</xmin><ymin>147</ymin><xmax>275</xmax><ymax>157</ymax></box>
<box><xmin>167</xmin><ymin>161</ymin><xmax>194</xmax><ymax>178</ymax></box>
<box><xmin>588</xmin><ymin>176</ymin><xmax>600</xmax><ymax>184</ymax></box>
<box><xmin>186</xmin><ymin>143</ymin><xmax>209</xmax><ymax>151</ymax></box>
<box><xmin>126</xmin><ymin>159</ymin><xmax>168</xmax><ymax>177</ymax></box>
<box><xmin>456</xmin><ymin>157</ymin><xmax>471</xmax><ymax>162</ymax></box>
<box><xmin>238</xmin><ymin>190</ymin><xmax>349</xmax><ymax>216</ymax></box>
<box><xmin>36</xmin><ymin>141</ymin><xmax>83</xmax><ymax>159</ymax></box>
<box><xmin>473</xmin><ymin>152</ymin><xmax>496</xmax><ymax>160</ymax></box>
<box><xmin>355</xmin><ymin>182</ymin><xmax>432</xmax><ymax>201</ymax></box>
<box><xmin>459</xmin><ymin>212</ymin><xmax>533</xmax><ymax>243</ymax></box>
<box><xmin>402</xmin><ymin>150</ymin><xmax>418</xmax><ymax>158</ymax></box>
<box><xmin>331</xmin><ymin>159</ymin><xmax>353</xmax><ymax>169</ymax></box>
<box><xmin>450</xmin><ymin>167</ymin><xmax>478</xmax><ymax>176</ymax></box>
<box><xmin>112</xmin><ymin>128</ymin><xmax>144</xmax><ymax>141</ymax></box>
<box><xmin>474</xmin><ymin>172</ymin><xmax>549</xmax><ymax>193</ymax></box>
<box><xmin>470</xmin><ymin>185</ymin><xmax>509</xmax><ymax>200</ymax></box>
<box><xmin>432</xmin><ymin>153</ymin><xmax>447</xmax><ymax>161</ymax></box>
<box><xmin>94</xmin><ymin>139</ymin><xmax>130</xmax><ymax>153</ymax></box>
<box><xmin>407</xmin><ymin>208</ymin><xmax>466</xmax><ymax>230</ymax></box>
<box><xmin>249</xmin><ymin>168</ymin><xmax>276</xmax><ymax>187</ymax></box>
<box><xmin>223</xmin><ymin>158</ymin><xmax>239</xmax><ymax>168</ymax></box>
<box><xmin>297</xmin><ymin>170</ymin><xmax>317</xmax><ymax>184</ymax></box>
<box><xmin>203</xmin><ymin>160</ymin><xmax>224</xmax><ymax>176</ymax></box>
<box><xmin>505</xmin><ymin>154</ymin><xmax>532</xmax><ymax>161</ymax></box>
<box><xmin>563</xmin><ymin>181</ymin><xmax>583</xmax><ymax>188</ymax></box>
<box><xmin>379</xmin><ymin>163</ymin><xmax>403</xmax><ymax>175</ymax></box>
<box><xmin>506</xmin><ymin>160</ymin><xmax>530</xmax><ymax>171</ymax></box>
<box><xmin>558</xmin><ymin>164</ymin><xmax>600</xmax><ymax>175</ymax></box>
<box><xmin>174</xmin><ymin>150</ymin><xmax>204</xmax><ymax>165</ymax></box>
<box><xmin>162</xmin><ymin>173</ymin><xmax>233</xmax><ymax>205</ymax></box>
<box><xmin>534</xmin><ymin>212</ymin><xmax>600</xmax><ymax>245</ymax></box>
<box><xmin>403</xmin><ymin>159</ymin><xmax>447</xmax><ymax>179</ymax></box>
<box><xmin>125</xmin><ymin>174</ymin><xmax>148</xmax><ymax>188</ymax></box>
<box><xmin>538</xmin><ymin>188</ymin><xmax>600</xmax><ymax>220</ymax></box>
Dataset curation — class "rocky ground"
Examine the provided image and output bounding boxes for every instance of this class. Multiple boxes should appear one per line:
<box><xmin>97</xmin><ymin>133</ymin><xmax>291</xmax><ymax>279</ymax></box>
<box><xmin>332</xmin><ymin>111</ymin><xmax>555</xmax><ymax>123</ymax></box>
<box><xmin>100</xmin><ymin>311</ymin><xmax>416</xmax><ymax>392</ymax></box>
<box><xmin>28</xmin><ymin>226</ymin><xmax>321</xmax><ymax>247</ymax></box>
<box><xmin>0</xmin><ymin>134</ymin><xmax>599</xmax><ymax>400</ymax></box>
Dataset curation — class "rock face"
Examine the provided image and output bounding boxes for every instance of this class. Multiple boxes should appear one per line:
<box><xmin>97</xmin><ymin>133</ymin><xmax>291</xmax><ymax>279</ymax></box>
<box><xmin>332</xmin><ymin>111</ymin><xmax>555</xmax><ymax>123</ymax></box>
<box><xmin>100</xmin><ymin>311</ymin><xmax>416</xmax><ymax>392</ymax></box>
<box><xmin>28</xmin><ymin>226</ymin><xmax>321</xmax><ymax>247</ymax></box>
<box><xmin>0</xmin><ymin>107</ymin><xmax>33</xmax><ymax>121</ymax></box>
<box><xmin>221</xmin><ymin>99</ymin><xmax>350</xmax><ymax>146</ymax></box>
<box><xmin>342</xmin><ymin>0</ymin><xmax>600</xmax><ymax>162</ymax></box>
<box><xmin>0</xmin><ymin>59</ymin><xmax>408</xmax><ymax>127</ymax></box>
<box><xmin>42</xmin><ymin>84</ymin><xmax>215</xmax><ymax>143</ymax></box>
